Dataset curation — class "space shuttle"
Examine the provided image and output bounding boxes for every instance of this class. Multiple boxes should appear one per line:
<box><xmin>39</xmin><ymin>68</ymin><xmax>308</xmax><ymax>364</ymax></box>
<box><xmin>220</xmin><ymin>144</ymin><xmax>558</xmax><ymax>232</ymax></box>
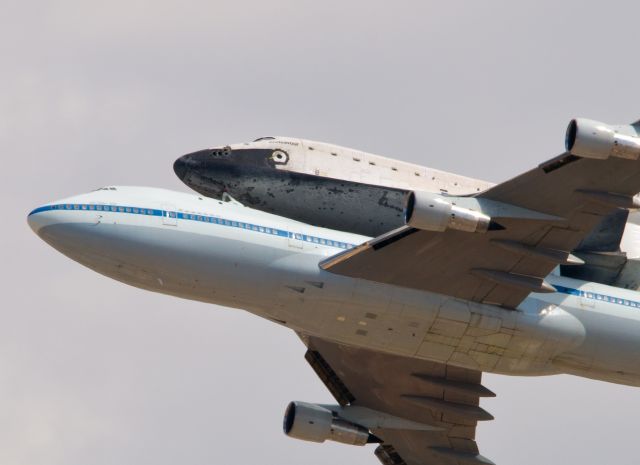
<box><xmin>173</xmin><ymin>135</ymin><xmax>640</xmax><ymax>289</ymax></box>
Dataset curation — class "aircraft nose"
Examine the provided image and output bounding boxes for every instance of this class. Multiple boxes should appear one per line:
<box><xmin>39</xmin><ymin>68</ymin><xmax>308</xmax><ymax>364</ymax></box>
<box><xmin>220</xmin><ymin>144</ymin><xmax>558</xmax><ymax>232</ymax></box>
<box><xmin>174</xmin><ymin>145</ymin><xmax>277</xmax><ymax>199</ymax></box>
<box><xmin>27</xmin><ymin>205</ymin><xmax>58</xmax><ymax>236</ymax></box>
<box><xmin>173</xmin><ymin>151</ymin><xmax>201</xmax><ymax>182</ymax></box>
<box><xmin>173</xmin><ymin>147</ymin><xmax>232</xmax><ymax>182</ymax></box>
<box><xmin>173</xmin><ymin>156</ymin><xmax>188</xmax><ymax>181</ymax></box>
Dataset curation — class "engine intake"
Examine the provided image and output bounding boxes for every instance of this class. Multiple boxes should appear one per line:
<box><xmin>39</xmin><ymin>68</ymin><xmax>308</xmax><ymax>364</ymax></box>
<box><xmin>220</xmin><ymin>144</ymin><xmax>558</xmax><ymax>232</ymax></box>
<box><xmin>404</xmin><ymin>191</ymin><xmax>491</xmax><ymax>233</ymax></box>
<box><xmin>565</xmin><ymin>118</ymin><xmax>640</xmax><ymax>160</ymax></box>
<box><xmin>283</xmin><ymin>401</ymin><xmax>374</xmax><ymax>446</ymax></box>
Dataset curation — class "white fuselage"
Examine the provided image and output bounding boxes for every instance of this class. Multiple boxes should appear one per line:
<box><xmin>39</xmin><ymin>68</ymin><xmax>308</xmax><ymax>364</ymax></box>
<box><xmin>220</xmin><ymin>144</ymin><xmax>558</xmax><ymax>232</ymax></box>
<box><xmin>28</xmin><ymin>187</ymin><xmax>640</xmax><ymax>386</ymax></box>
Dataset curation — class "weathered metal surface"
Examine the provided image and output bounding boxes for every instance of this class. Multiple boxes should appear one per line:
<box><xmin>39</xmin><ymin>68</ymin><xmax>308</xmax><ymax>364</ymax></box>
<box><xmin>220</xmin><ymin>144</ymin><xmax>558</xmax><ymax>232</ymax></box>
<box><xmin>174</xmin><ymin>137</ymin><xmax>494</xmax><ymax>237</ymax></box>
<box><xmin>174</xmin><ymin>147</ymin><xmax>408</xmax><ymax>236</ymax></box>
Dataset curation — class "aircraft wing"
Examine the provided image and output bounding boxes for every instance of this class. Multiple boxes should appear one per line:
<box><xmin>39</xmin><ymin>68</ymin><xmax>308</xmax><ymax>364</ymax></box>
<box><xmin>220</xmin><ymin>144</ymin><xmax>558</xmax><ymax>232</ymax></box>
<box><xmin>322</xmin><ymin>140</ymin><xmax>640</xmax><ymax>308</ymax></box>
<box><xmin>302</xmin><ymin>336</ymin><xmax>495</xmax><ymax>465</ymax></box>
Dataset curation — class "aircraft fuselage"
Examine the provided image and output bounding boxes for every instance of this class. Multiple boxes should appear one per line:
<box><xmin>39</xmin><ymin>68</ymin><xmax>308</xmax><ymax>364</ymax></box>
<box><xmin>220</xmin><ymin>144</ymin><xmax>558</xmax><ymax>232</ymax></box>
<box><xmin>28</xmin><ymin>186</ymin><xmax>640</xmax><ymax>387</ymax></box>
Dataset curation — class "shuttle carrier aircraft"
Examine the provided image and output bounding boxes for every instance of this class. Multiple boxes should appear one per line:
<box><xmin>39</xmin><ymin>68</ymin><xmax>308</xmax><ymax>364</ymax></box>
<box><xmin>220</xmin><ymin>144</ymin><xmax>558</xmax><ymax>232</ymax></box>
<box><xmin>29</xmin><ymin>118</ymin><xmax>640</xmax><ymax>465</ymax></box>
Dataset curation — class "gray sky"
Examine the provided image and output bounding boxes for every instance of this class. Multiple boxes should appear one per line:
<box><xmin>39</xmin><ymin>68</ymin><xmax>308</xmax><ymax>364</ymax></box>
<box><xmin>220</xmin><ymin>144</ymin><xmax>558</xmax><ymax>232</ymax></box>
<box><xmin>2</xmin><ymin>1</ymin><xmax>640</xmax><ymax>464</ymax></box>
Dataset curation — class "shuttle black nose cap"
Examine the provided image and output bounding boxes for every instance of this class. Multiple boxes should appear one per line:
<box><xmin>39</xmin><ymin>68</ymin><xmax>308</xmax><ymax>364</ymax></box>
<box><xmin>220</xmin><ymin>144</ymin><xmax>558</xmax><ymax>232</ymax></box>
<box><xmin>173</xmin><ymin>149</ymin><xmax>212</xmax><ymax>181</ymax></box>
<box><xmin>173</xmin><ymin>156</ymin><xmax>188</xmax><ymax>181</ymax></box>
<box><xmin>174</xmin><ymin>147</ymin><xmax>234</xmax><ymax>182</ymax></box>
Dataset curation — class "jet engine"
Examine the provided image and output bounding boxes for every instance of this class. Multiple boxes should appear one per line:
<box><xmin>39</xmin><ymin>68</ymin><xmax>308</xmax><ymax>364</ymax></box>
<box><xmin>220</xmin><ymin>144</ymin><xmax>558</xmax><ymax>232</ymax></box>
<box><xmin>404</xmin><ymin>191</ymin><xmax>491</xmax><ymax>233</ymax></box>
<box><xmin>565</xmin><ymin>118</ymin><xmax>640</xmax><ymax>160</ymax></box>
<box><xmin>283</xmin><ymin>401</ymin><xmax>374</xmax><ymax>446</ymax></box>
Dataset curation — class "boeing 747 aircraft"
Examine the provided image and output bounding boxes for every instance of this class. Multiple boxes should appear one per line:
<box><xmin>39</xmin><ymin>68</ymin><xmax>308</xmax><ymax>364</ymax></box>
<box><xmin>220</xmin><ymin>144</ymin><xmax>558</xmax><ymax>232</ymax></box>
<box><xmin>29</xmin><ymin>118</ymin><xmax>640</xmax><ymax>465</ymax></box>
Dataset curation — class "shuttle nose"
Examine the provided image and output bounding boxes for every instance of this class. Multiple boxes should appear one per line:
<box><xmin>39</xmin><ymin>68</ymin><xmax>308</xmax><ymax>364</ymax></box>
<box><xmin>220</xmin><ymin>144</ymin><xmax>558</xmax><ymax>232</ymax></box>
<box><xmin>174</xmin><ymin>146</ymin><xmax>278</xmax><ymax>184</ymax></box>
<box><xmin>174</xmin><ymin>150</ymin><xmax>206</xmax><ymax>183</ymax></box>
<box><xmin>174</xmin><ymin>145</ymin><xmax>279</xmax><ymax>199</ymax></box>
<box><xmin>173</xmin><ymin>156</ymin><xmax>188</xmax><ymax>181</ymax></box>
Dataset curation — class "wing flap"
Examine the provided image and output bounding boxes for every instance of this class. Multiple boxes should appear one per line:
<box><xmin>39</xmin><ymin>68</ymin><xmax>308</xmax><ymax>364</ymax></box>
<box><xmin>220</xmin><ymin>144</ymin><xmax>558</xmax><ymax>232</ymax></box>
<box><xmin>301</xmin><ymin>336</ymin><xmax>494</xmax><ymax>465</ymax></box>
<box><xmin>322</xmin><ymin>147</ymin><xmax>640</xmax><ymax>308</ymax></box>
<box><xmin>321</xmin><ymin>219</ymin><xmax>562</xmax><ymax>307</ymax></box>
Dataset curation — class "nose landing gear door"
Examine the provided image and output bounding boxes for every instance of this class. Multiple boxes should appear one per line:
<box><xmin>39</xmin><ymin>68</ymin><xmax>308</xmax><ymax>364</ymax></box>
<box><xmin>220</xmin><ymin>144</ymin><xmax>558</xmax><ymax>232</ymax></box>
<box><xmin>162</xmin><ymin>204</ymin><xmax>178</xmax><ymax>226</ymax></box>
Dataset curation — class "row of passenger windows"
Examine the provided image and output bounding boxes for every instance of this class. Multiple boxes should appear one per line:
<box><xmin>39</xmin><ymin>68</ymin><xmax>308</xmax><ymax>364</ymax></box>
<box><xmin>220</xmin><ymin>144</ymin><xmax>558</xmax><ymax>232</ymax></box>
<box><xmin>559</xmin><ymin>286</ymin><xmax>640</xmax><ymax>308</ymax></box>
<box><xmin>179</xmin><ymin>213</ymin><xmax>352</xmax><ymax>249</ymax></box>
<box><xmin>180</xmin><ymin>213</ymin><xmax>284</xmax><ymax>235</ymax></box>
<box><xmin>51</xmin><ymin>204</ymin><xmax>157</xmax><ymax>215</ymax></box>
<box><xmin>52</xmin><ymin>204</ymin><xmax>355</xmax><ymax>250</ymax></box>
<box><xmin>294</xmin><ymin>233</ymin><xmax>349</xmax><ymax>248</ymax></box>
<box><xmin>585</xmin><ymin>292</ymin><xmax>640</xmax><ymax>307</ymax></box>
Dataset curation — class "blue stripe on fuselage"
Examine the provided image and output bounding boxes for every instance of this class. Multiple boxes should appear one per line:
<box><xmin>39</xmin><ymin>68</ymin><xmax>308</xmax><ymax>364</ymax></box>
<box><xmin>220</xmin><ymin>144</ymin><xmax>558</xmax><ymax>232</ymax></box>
<box><xmin>553</xmin><ymin>284</ymin><xmax>640</xmax><ymax>309</ymax></box>
<box><xmin>29</xmin><ymin>203</ymin><xmax>640</xmax><ymax>307</ymax></box>
<box><xmin>28</xmin><ymin>203</ymin><xmax>356</xmax><ymax>250</ymax></box>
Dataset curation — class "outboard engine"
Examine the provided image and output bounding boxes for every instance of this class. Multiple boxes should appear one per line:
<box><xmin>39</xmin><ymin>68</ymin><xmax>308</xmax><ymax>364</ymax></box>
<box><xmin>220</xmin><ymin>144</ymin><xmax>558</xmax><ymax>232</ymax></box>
<box><xmin>565</xmin><ymin>118</ymin><xmax>640</xmax><ymax>160</ymax></box>
<box><xmin>283</xmin><ymin>401</ymin><xmax>377</xmax><ymax>446</ymax></box>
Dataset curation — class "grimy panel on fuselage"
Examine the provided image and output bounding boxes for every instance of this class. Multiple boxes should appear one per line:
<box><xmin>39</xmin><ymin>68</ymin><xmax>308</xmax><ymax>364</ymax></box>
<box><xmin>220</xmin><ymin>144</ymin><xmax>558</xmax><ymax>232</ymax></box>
<box><xmin>174</xmin><ymin>147</ymin><xmax>407</xmax><ymax>237</ymax></box>
<box><xmin>27</xmin><ymin>187</ymin><xmax>640</xmax><ymax>387</ymax></box>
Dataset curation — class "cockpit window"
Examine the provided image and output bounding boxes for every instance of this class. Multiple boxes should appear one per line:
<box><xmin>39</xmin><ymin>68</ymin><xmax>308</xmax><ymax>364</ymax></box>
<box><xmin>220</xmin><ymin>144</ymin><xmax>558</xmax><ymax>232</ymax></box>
<box><xmin>253</xmin><ymin>136</ymin><xmax>276</xmax><ymax>142</ymax></box>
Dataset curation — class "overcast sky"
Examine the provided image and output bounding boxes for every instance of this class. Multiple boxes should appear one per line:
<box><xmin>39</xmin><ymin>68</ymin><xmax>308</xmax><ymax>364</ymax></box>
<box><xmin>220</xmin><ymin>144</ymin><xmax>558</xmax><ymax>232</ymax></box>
<box><xmin>3</xmin><ymin>1</ymin><xmax>640</xmax><ymax>464</ymax></box>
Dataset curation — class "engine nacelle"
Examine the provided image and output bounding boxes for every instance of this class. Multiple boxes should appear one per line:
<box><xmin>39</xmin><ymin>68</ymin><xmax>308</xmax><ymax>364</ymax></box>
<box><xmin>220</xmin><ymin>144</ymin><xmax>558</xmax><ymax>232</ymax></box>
<box><xmin>283</xmin><ymin>401</ymin><xmax>372</xmax><ymax>446</ymax></box>
<box><xmin>565</xmin><ymin>118</ymin><xmax>640</xmax><ymax>160</ymax></box>
<box><xmin>404</xmin><ymin>191</ymin><xmax>491</xmax><ymax>233</ymax></box>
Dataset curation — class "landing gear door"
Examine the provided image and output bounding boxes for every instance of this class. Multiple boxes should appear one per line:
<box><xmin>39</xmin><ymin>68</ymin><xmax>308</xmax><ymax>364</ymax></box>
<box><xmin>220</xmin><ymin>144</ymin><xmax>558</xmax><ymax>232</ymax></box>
<box><xmin>162</xmin><ymin>204</ymin><xmax>178</xmax><ymax>226</ymax></box>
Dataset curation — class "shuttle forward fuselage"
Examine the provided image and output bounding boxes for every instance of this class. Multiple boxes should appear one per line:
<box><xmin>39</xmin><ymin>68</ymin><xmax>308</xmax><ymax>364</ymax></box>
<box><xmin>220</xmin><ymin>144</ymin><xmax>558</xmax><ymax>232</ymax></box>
<box><xmin>28</xmin><ymin>186</ymin><xmax>640</xmax><ymax>387</ymax></box>
<box><xmin>173</xmin><ymin>137</ymin><xmax>493</xmax><ymax>237</ymax></box>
